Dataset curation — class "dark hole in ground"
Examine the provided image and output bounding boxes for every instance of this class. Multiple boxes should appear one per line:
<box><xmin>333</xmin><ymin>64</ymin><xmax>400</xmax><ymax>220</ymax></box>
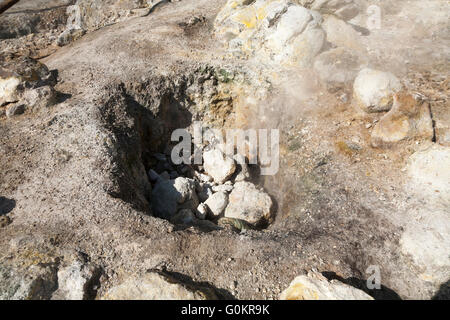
<box><xmin>100</xmin><ymin>68</ymin><xmax>278</xmax><ymax>232</ymax></box>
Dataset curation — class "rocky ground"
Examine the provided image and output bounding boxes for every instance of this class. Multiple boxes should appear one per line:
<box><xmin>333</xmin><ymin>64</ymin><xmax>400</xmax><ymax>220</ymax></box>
<box><xmin>0</xmin><ymin>0</ymin><xmax>448</xmax><ymax>300</ymax></box>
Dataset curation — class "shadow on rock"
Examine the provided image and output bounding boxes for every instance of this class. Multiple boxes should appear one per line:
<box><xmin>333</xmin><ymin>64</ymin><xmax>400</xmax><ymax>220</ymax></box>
<box><xmin>0</xmin><ymin>196</ymin><xmax>15</xmax><ymax>215</ymax></box>
<box><xmin>159</xmin><ymin>268</ymin><xmax>236</xmax><ymax>300</ymax></box>
<box><xmin>432</xmin><ymin>280</ymin><xmax>449</xmax><ymax>300</ymax></box>
<box><xmin>322</xmin><ymin>271</ymin><xmax>402</xmax><ymax>300</ymax></box>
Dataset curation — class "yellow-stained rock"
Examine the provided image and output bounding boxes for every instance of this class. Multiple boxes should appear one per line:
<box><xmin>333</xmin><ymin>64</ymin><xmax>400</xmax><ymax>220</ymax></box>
<box><xmin>371</xmin><ymin>92</ymin><xmax>434</xmax><ymax>148</ymax></box>
<box><xmin>280</xmin><ymin>272</ymin><xmax>374</xmax><ymax>300</ymax></box>
<box><xmin>214</xmin><ymin>0</ymin><xmax>325</xmax><ymax>67</ymax></box>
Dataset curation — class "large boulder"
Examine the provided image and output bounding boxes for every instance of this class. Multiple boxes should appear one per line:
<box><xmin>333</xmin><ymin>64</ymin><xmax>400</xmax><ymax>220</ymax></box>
<box><xmin>279</xmin><ymin>272</ymin><xmax>374</xmax><ymax>300</ymax></box>
<box><xmin>102</xmin><ymin>270</ymin><xmax>218</xmax><ymax>300</ymax></box>
<box><xmin>214</xmin><ymin>0</ymin><xmax>325</xmax><ymax>68</ymax></box>
<box><xmin>371</xmin><ymin>92</ymin><xmax>434</xmax><ymax>148</ymax></box>
<box><xmin>224</xmin><ymin>181</ymin><xmax>273</xmax><ymax>226</ymax></box>
<box><xmin>400</xmin><ymin>145</ymin><xmax>450</xmax><ymax>287</ymax></box>
<box><xmin>353</xmin><ymin>68</ymin><xmax>402</xmax><ymax>113</ymax></box>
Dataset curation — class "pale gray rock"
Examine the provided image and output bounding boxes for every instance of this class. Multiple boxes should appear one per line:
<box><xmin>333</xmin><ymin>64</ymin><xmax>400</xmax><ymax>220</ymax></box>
<box><xmin>0</xmin><ymin>76</ymin><xmax>21</xmax><ymax>106</ymax></box>
<box><xmin>212</xmin><ymin>184</ymin><xmax>234</xmax><ymax>193</ymax></box>
<box><xmin>195</xmin><ymin>171</ymin><xmax>213</xmax><ymax>183</ymax></box>
<box><xmin>147</xmin><ymin>169</ymin><xmax>160</xmax><ymax>182</ymax></box>
<box><xmin>302</xmin><ymin>0</ymin><xmax>360</xmax><ymax>21</ymax></box>
<box><xmin>400</xmin><ymin>145</ymin><xmax>450</xmax><ymax>286</ymax></box>
<box><xmin>160</xmin><ymin>171</ymin><xmax>170</xmax><ymax>180</ymax></box>
<box><xmin>407</xmin><ymin>145</ymin><xmax>450</xmax><ymax>200</ymax></box>
<box><xmin>371</xmin><ymin>93</ymin><xmax>434</xmax><ymax>148</ymax></box>
<box><xmin>195</xmin><ymin>203</ymin><xmax>208</xmax><ymax>220</ymax></box>
<box><xmin>203</xmin><ymin>148</ymin><xmax>236</xmax><ymax>184</ymax></box>
<box><xmin>280</xmin><ymin>272</ymin><xmax>373</xmax><ymax>300</ymax></box>
<box><xmin>353</xmin><ymin>68</ymin><xmax>402</xmax><ymax>113</ymax></box>
<box><xmin>205</xmin><ymin>192</ymin><xmax>228</xmax><ymax>218</ymax></box>
<box><xmin>314</xmin><ymin>47</ymin><xmax>362</xmax><ymax>83</ymax></box>
<box><xmin>232</xmin><ymin>154</ymin><xmax>251</xmax><ymax>182</ymax></box>
<box><xmin>102</xmin><ymin>270</ymin><xmax>217</xmax><ymax>300</ymax></box>
<box><xmin>173</xmin><ymin>177</ymin><xmax>199</xmax><ymax>206</ymax></box>
<box><xmin>52</xmin><ymin>259</ymin><xmax>99</xmax><ymax>300</ymax></box>
<box><xmin>0</xmin><ymin>54</ymin><xmax>57</xmax><ymax>114</ymax></box>
<box><xmin>321</xmin><ymin>15</ymin><xmax>365</xmax><ymax>53</ymax></box>
<box><xmin>214</xmin><ymin>0</ymin><xmax>325</xmax><ymax>68</ymax></box>
<box><xmin>225</xmin><ymin>181</ymin><xmax>273</xmax><ymax>226</ymax></box>
<box><xmin>22</xmin><ymin>85</ymin><xmax>57</xmax><ymax>111</ymax></box>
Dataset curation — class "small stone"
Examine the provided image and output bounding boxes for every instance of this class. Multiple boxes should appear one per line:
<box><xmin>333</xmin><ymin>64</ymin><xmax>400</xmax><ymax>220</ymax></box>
<box><xmin>334</xmin><ymin>3</ymin><xmax>359</xmax><ymax>21</ymax></box>
<box><xmin>173</xmin><ymin>177</ymin><xmax>199</xmax><ymax>205</ymax></box>
<box><xmin>232</xmin><ymin>154</ymin><xmax>250</xmax><ymax>182</ymax></box>
<box><xmin>0</xmin><ymin>216</ymin><xmax>11</xmax><ymax>228</ymax></box>
<box><xmin>57</xmin><ymin>28</ymin><xmax>86</xmax><ymax>47</ymax></box>
<box><xmin>203</xmin><ymin>148</ymin><xmax>236</xmax><ymax>184</ymax></box>
<box><xmin>217</xmin><ymin>217</ymin><xmax>251</xmax><ymax>232</ymax></box>
<box><xmin>147</xmin><ymin>169</ymin><xmax>160</xmax><ymax>182</ymax></box>
<box><xmin>321</xmin><ymin>15</ymin><xmax>364</xmax><ymax>52</ymax></box>
<box><xmin>21</xmin><ymin>85</ymin><xmax>56</xmax><ymax>111</ymax></box>
<box><xmin>195</xmin><ymin>203</ymin><xmax>208</xmax><ymax>220</ymax></box>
